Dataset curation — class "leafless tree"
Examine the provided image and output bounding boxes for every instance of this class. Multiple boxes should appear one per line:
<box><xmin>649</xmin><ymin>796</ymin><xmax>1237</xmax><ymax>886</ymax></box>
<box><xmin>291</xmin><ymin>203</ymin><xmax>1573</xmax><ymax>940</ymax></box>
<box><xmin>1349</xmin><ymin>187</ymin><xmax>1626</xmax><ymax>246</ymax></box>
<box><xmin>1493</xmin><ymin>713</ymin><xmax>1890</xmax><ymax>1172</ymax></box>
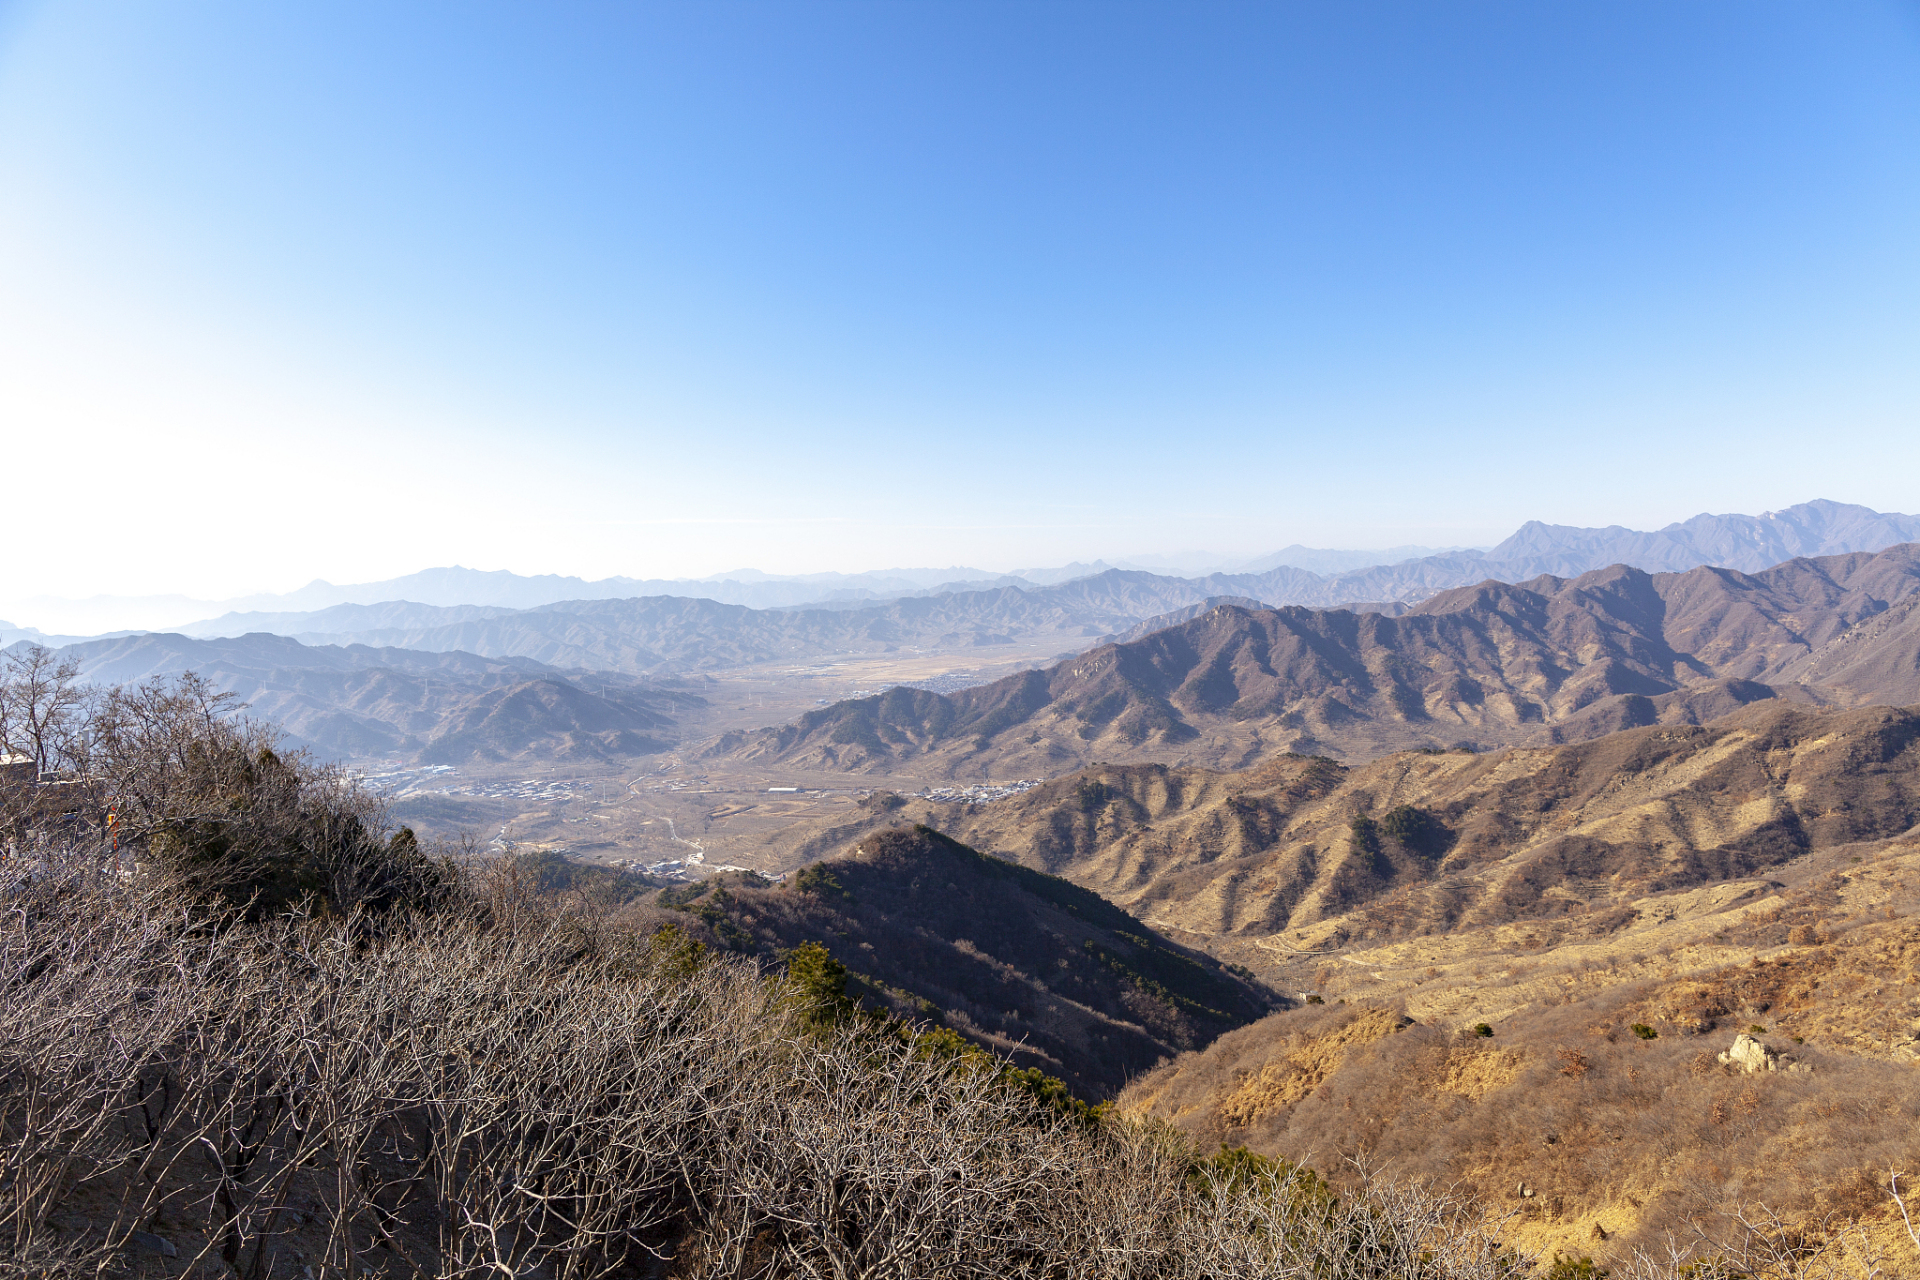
<box><xmin>0</xmin><ymin>644</ymin><xmax>87</xmax><ymax>775</ymax></box>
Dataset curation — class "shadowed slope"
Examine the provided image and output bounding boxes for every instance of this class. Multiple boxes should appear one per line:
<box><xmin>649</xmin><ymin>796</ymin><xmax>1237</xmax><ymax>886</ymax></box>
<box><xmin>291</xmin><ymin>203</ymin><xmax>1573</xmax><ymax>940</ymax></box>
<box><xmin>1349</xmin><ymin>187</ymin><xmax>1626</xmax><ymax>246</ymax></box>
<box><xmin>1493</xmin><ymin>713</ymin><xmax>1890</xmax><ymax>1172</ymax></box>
<box><xmin>655</xmin><ymin>825</ymin><xmax>1273</xmax><ymax>1098</ymax></box>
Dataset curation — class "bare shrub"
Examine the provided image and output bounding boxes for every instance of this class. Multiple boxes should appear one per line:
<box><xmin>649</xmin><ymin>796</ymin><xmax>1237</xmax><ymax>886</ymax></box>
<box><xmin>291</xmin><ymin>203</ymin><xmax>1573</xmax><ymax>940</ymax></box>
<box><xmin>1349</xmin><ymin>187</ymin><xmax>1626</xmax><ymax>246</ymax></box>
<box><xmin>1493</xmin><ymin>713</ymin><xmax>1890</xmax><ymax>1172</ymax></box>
<box><xmin>0</xmin><ymin>843</ymin><xmax>790</xmax><ymax>1278</ymax></box>
<box><xmin>78</xmin><ymin>675</ymin><xmax>454</xmax><ymax>919</ymax></box>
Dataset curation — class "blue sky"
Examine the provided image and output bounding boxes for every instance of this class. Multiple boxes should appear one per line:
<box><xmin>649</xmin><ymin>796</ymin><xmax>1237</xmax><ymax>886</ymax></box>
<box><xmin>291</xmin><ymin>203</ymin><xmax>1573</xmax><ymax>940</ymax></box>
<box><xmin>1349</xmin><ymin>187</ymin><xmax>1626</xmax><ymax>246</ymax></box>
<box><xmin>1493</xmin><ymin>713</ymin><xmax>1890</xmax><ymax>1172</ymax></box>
<box><xmin>2</xmin><ymin>1</ymin><xmax>1917</xmax><ymax>600</ymax></box>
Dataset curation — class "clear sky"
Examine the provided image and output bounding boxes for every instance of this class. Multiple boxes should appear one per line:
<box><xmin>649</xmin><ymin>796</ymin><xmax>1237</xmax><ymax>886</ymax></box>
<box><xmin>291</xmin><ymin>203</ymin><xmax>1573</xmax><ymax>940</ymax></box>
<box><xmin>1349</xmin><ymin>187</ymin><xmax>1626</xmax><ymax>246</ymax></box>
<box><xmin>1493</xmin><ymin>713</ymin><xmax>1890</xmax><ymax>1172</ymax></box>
<box><xmin>2</xmin><ymin>1</ymin><xmax>1917</xmax><ymax>603</ymax></box>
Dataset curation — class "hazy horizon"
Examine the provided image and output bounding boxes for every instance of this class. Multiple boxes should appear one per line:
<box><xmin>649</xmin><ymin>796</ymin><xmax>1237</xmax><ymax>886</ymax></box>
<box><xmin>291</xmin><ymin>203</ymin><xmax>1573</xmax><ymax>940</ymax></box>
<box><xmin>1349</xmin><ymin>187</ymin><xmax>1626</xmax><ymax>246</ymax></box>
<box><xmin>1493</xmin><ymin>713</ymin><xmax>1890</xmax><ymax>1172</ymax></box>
<box><xmin>0</xmin><ymin>538</ymin><xmax>1481</xmax><ymax>635</ymax></box>
<box><xmin>4</xmin><ymin>494</ymin><xmax>1914</xmax><ymax>637</ymax></box>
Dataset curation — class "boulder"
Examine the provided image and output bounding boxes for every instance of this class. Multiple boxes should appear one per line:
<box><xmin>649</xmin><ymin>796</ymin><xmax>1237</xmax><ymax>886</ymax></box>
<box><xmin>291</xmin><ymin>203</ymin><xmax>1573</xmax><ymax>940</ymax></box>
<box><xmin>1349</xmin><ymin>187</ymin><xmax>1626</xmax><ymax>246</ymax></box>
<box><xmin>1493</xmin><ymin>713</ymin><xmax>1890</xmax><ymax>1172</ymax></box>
<box><xmin>1718</xmin><ymin>1033</ymin><xmax>1779</xmax><ymax>1073</ymax></box>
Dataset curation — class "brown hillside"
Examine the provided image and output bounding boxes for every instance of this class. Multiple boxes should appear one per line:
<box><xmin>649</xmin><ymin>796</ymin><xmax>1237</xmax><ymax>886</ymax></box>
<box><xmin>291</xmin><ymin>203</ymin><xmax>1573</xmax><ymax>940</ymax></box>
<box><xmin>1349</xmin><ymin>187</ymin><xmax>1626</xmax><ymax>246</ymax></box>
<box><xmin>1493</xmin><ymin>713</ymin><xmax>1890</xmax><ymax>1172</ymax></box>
<box><xmin>706</xmin><ymin>543</ymin><xmax>1920</xmax><ymax>777</ymax></box>
<box><xmin>930</xmin><ymin>701</ymin><xmax>1920</xmax><ymax>962</ymax></box>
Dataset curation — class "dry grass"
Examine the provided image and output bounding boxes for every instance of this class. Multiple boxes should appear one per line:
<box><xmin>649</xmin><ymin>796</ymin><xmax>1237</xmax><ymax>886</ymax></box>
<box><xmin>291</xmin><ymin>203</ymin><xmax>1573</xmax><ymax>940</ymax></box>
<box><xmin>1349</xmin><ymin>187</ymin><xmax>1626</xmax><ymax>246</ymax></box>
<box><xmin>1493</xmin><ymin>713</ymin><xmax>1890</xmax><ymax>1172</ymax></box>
<box><xmin>1121</xmin><ymin>991</ymin><xmax>1920</xmax><ymax>1274</ymax></box>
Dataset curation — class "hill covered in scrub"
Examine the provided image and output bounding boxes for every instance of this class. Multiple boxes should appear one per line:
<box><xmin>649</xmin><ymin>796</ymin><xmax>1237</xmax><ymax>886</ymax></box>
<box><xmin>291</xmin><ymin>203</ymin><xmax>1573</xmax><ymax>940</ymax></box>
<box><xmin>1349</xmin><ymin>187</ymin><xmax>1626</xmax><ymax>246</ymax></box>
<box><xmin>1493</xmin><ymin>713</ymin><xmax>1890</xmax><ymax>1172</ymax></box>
<box><xmin>706</xmin><ymin>543</ymin><xmax>1920</xmax><ymax>775</ymax></box>
<box><xmin>648</xmin><ymin>825</ymin><xmax>1274</xmax><ymax>1098</ymax></box>
<box><xmin>9</xmin><ymin>666</ymin><xmax>1920</xmax><ymax>1275</ymax></box>
<box><xmin>3</xmin><ymin>679</ymin><xmax>1550</xmax><ymax>1280</ymax></box>
<box><xmin>1114</xmin><ymin>829</ymin><xmax>1920</xmax><ymax>1266</ymax></box>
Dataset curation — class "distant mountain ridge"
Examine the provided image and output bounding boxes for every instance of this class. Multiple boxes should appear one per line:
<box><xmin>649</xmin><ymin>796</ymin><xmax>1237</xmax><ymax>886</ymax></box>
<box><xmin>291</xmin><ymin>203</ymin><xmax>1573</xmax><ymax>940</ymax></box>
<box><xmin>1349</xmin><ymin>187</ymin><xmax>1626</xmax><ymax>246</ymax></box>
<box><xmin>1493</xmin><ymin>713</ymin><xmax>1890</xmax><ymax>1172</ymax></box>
<box><xmin>1485</xmin><ymin>500</ymin><xmax>1920</xmax><ymax>573</ymax></box>
<box><xmin>21</xmin><ymin>631</ymin><xmax>691</xmax><ymax>763</ymax></box>
<box><xmin>200</xmin><ymin>575</ymin><xmax>1242</xmax><ymax>674</ymax></box>
<box><xmin>1188</xmin><ymin>500</ymin><xmax>1920</xmax><ymax>610</ymax></box>
<box><xmin>706</xmin><ymin>542</ymin><xmax>1920</xmax><ymax>776</ymax></box>
<box><xmin>162</xmin><ymin>500</ymin><xmax>1920</xmax><ymax>657</ymax></box>
<box><xmin>1235</xmin><ymin>543</ymin><xmax>1476</xmax><ymax>575</ymax></box>
<box><xmin>197</xmin><ymin>564</ymin><xmax>1026</xmax><ymax>618</ymax></box>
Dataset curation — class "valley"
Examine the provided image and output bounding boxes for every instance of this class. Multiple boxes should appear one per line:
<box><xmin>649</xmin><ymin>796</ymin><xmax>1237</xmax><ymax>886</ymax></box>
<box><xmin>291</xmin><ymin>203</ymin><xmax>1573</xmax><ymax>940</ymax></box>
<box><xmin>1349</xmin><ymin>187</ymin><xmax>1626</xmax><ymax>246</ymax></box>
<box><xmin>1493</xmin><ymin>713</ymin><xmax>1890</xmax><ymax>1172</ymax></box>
<box><xmin>357</xmin><ymin>644</ymin><xmax>1076</xmax><ymax>872</ymax></box>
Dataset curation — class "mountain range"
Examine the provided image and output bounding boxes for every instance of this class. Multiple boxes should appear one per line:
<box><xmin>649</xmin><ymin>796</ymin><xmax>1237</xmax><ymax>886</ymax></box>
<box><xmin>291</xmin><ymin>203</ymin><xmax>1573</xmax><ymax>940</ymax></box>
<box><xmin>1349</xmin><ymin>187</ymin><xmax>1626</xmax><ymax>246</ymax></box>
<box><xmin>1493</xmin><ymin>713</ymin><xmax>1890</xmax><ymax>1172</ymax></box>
<box><xmin>949</xmin><ymin>699</ymin><xmax>1920</xmax><ymax>950</ymax></box>
<box><xmin>1482</xmin><ymin>499</ymin><xmax>1920</xmax><ymax>574</ymax></box>
<box><xmin>12</xmin><ymin>501</ymin><xmax>1920</xmax><ymax>771</ymax></box>
<box><xmin>650</xmin><ymin>692</ymin><xmax>1920</xmax><ymax>1258</ymax></box>
<box><xmin>701</xmin><ymin>697</ymin><xmax>1920</xmax><ymax>968</ymax></box>
<box><xmin>106</xmin><ymin>503</ymin><xmax>1920</xmax><ymax>680</ymax></box>
<box><xmin>708</xmin><ymin>542</ymin><xmax>1920</xmax><ymax>775</ymax></box>
<box><xmin>197</xmin><ymin>575</ymin><xmax>1248</xmax><ymax>672</ymax></box>
<box><xmin>18</xmin><ymin>538</ymin><xmax>1920</xmax><ymax>771</ymax></box>
<box><xmin>18</xmin><ymin>501</ymin><xmax>1920</xmax><ymax>1266</ymax></box>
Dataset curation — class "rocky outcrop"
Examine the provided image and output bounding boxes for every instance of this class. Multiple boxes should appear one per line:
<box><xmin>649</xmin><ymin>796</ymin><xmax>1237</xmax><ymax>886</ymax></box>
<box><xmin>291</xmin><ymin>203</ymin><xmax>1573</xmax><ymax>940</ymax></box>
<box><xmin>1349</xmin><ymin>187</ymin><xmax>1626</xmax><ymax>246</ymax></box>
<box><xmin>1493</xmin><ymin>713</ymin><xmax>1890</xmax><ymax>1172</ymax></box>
<box><xmin>1719</xmin><ymin>1033</ymin><xmax>1777</xmax><ymax>1072</ymax></box>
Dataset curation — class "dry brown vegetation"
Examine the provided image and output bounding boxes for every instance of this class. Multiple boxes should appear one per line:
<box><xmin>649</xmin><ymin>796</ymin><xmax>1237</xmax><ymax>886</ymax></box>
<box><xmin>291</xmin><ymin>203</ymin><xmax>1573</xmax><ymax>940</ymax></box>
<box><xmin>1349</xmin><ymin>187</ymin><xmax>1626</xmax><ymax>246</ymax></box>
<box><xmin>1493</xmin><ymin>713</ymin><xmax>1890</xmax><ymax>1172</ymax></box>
<box><xmin>1109</xmin><ymin>820</ymin><xmax>1920</xmax><ymax>1270</ymax></box>
<box><xmin>1120</xmin><ymin>950</ymin><xmax>1920</xmax><ymax>1274</ymax></box>
<box><xmin>19</xmin><ymin>849</ymin><xmax>1917</xmax><ymax>1280</ymax></box>
<box><xmin>11</xmin><ymin>668</ymin><xmax>1920</xmax><ymax>1278</ymax></box>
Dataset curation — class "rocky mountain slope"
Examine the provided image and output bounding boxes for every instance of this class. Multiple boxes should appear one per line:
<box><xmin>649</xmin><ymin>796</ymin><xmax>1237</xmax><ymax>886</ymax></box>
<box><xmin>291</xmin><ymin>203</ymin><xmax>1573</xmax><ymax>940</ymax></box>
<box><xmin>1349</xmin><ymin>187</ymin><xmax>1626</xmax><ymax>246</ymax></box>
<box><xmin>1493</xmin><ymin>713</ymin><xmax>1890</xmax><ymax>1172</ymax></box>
<box><xmin>746</xmin><ymin>701</ymin><xmax>1920</xmax><ymax>975</ymax></box>
<box><xmin>678</xmin><ymin>701</ymin><xmax>1920</xmax><ymax>1267</ymax></box>
<box><xmin>37</xmin><ymin>632</ymin><xmax>691</xmax><ymax>763</ymax></box>
<box><xmin>677</xmin><ymin>700</ymin><xmax>1920</xmax><ymax>1267</ymax></box>
<box><xmin>708</xmin><ymin>543</ymin><xmax>1920</xmax><ymax>776</ymax></box>
<box><xmin>649</xmin><ymin>825</ymin><xmax>1273</xmax><ymax>1098</ymax></box>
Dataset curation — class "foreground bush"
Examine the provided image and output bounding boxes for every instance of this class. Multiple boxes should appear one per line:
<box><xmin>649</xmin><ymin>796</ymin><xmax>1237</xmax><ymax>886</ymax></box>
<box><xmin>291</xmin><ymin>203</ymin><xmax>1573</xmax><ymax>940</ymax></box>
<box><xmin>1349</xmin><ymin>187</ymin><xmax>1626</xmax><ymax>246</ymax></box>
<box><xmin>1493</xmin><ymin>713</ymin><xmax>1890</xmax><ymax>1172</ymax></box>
<box><xmin>0</xmin><ymin>845</ymin><xmax>1554</xmax><ymax>1280</ymax></box>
